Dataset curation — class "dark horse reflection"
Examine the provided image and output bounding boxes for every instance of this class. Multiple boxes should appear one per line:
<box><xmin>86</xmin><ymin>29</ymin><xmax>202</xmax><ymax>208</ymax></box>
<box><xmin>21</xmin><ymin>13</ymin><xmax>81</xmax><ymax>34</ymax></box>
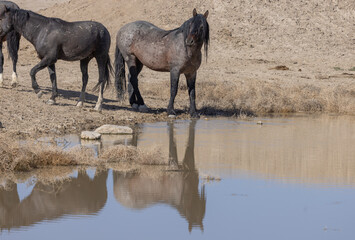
<box><xmin>113</xmin><ymin>120</ymin><xmax>206</xmax><ymax>232</ymax></box>
<box><xmin>0</xmin><ymin>169</ymin><xmax>108</xmax><ymax>230</ymax></box>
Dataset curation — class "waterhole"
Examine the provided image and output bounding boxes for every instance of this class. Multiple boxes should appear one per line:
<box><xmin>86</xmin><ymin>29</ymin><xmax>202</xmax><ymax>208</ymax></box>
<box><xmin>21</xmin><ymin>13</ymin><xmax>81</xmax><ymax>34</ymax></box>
<box><xmin>1</xmin><ymin>115</ymin><xmax>354</xmax><ymax>240</ymax></box>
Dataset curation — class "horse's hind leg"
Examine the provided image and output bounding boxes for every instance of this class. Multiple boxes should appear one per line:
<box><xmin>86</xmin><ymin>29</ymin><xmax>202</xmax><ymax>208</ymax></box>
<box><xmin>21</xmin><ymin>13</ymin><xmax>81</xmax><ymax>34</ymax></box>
<box><xmin>77</xmin><ymin>58</ymin><xmax>90</xmax><ymax>107</ymax></box>
<box><xmin>47</xmin><ymin>64</ymin><xmax>57</xmax><ymax>105</ymax></box>
<box><xmin>10</xmin><ymin>56</ymin><xmax>18</xmax><ymax>88</ymax></box>
<box><xmin>8</xmin><ymin>31</ymin><xmax>20</xmax><ymax>88</ymax></box>
<box><xmin>127</xmin><ymin>60</ymin><xmax>147</xmax><ymax>111</ymax></box>
<box><xmin>94</xmin><ymin>57</ymin><xmax>107</xmax><ymax>112</ymax></box>
<box><xmin>0</xmin><ymin>42</ymin><xmax>4</xmax><ymax>88</ymax></box>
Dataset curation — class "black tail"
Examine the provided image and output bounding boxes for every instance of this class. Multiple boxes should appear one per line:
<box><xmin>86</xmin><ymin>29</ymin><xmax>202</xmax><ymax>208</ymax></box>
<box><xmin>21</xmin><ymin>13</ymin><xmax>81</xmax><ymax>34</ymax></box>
<box><xmin>114</xmin><ymin>45</ymin><xmax>126</xmax><ymax>100</ymax></box>
<box><xmin>6</xmin><ymin>30</ymin><xmax>20</xmax><ymax>62</ymax></box>
<box><xmin>93</xmin><ymin>54</ymin><xmax>113</xmax><ymax>92</ymax></box>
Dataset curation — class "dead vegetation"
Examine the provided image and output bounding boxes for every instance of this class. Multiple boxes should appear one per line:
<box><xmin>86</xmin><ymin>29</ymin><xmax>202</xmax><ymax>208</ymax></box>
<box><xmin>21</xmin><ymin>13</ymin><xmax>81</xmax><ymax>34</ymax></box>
<box><xmin>0</xmin><ymin>135</ymin><xmax>165</xmax><ymax>173</ymax></box>
<box><xmin>196</xmin><ymin>80</ymin><xmax>355</xmax><ymax>114</ymax></box>
<box><xmin>144</xmin><ymin>79</ymin><xmax>354</xmax><ymax>116</ymax></box>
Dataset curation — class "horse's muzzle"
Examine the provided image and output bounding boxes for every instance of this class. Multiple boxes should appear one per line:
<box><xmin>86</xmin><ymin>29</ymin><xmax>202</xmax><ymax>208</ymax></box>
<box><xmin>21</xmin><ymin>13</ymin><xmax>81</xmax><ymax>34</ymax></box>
<box><xmin>186</xmin><ymin>38</ymin><xmax>195</xmax><ymax>46</ymax></box>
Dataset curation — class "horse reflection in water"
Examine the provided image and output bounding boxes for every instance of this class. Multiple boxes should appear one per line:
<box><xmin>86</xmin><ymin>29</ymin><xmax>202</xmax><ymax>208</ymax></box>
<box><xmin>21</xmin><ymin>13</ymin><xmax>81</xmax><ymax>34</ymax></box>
<box><xmin>113</xmin><ymin>120</ymin><xmax>206</xmax><ymax>232</ymax></box>
<box><xmin>0</xmin><ymin>170</ymin><xmax>108</xmax><ymax>230</ymax></box>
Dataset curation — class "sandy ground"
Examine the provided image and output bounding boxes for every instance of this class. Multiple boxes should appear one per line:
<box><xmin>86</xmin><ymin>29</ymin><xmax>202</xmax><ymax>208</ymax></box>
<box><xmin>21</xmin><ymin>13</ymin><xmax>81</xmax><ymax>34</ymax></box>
<box><xmin>0</xmin><ymin>0</ymin><xmax>354</xmax><ymax>137</ymax></box>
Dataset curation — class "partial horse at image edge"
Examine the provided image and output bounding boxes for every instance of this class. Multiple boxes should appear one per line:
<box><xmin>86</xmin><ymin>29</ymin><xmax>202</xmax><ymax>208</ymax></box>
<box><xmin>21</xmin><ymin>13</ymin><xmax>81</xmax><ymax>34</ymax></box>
<box><xmin>0</xmin><ymin>1</ymin><xmax>21</xmax><ymax>88</ymax></box>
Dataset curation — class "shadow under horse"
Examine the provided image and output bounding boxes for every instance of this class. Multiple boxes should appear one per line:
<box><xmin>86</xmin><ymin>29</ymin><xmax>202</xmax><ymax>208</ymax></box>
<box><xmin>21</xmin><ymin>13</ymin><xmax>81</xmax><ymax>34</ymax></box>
<box><xmin>114</xmin><ymin>9</ymin><xmax>209</xmax><ymax>118</ymax></box>
<box><xmin>0</xmin><ymin>169</ymin><xmax>108</xmax><ymax>230</ymax></box>
<box><xmin>0</xmin><ymin>1</ymin><xmax>20</xmax><ymax>88</ymax></box>
<box><xmin>113</xmin><ymin>120</ymin><xmax>206</xmax><ymax>232</ymax></box>
<box><xmin>0</xmin><ymin>6</ymin><xmax>112</xmax><ymax>110</ymax></box>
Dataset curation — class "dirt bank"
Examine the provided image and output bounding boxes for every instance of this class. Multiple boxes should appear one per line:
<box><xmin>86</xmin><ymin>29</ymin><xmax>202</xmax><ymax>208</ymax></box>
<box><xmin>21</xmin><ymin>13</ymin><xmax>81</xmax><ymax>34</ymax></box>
<box><xmin>0</xmin><ymin>0</ymin><xmax>354</xmax><ymax>136</ymax></box>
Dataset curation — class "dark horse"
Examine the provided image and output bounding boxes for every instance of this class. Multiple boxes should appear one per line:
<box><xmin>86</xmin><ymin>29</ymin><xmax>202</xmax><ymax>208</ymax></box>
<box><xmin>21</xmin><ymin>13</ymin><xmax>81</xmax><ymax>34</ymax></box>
<box><xmin>115</xmin><ymin>9</ymin><xmax>209</xmax><ymax>117</ymax></box>
<box><xmin>0</xmin><ymin>1</ymin><xmax>20</xmax><ymax>88</ymax></box>
<box><xmin>0</xmin><ymin>6</ymin><xmax>112</xmax><ymax>110</ymax></box>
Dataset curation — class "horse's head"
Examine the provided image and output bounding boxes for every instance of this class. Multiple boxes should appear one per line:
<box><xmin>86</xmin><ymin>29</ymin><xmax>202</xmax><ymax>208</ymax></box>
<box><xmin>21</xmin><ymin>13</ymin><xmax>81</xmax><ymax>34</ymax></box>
<box><xmin>185</xmin><ymin>9</ymin><xmax>209</xmax><ymax>46</ymax></box>
<box><xmin>0</xmin><ymin>6</ymin><xmax>13</xmax><ymax>39</ymax></box>
<box><xmin>185</xmin><ymin>9</ymin><xmax>209</xmax><ymax>59</ymax></box>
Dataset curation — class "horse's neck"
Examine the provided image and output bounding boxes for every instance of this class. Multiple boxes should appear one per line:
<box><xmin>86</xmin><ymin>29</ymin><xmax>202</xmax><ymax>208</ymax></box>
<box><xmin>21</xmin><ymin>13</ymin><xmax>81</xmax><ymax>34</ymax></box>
<box><xmin>186</xmin><ymin>44</ymin><xmax>203</xmax><ymax>59</ymax></box>
<box><xmin>13</xmin><ymin>11</ymin><xmax>45</xmax><ymax>45</ymax></box>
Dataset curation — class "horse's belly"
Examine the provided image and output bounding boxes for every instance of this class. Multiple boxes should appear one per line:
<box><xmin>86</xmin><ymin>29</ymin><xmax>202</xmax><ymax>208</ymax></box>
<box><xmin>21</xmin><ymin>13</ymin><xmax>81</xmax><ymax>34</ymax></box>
<box><xmin>60</xmin><ymin>45</ymin><xmax>95</xmax><ymax>61</ymax></box>
<box><xmin>136</xmin><ymin>52</ymin><xmax>170</xmax><ymax>72</ymax></box>
<box><xmin>131</xmin><ymin>40</ymin><xmax>172</xmax><ymax>72</ymax></box>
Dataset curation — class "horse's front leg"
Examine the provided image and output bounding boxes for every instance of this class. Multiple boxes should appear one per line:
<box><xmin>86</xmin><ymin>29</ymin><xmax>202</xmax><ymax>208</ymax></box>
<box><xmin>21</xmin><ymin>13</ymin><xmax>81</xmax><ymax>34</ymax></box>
<box><xmin>30</xmin><ymin>57</ymin><xmax>53</xmax><ymax>98</ymax></box>
<box><xmin>47</xmin><ymin>64</ymin><xmax>57</xmax><ymax>105</ymax></box>
<box><xmin>185</xmin><ymin>72</ymin><xmax>199</xmax><ymax>118</ymax></box>
<box><xmin>0</xmin><ymin>42</ymin><xmax>4</xmax><ymax>88</ymax></box>
<box><xmin>167</xmin><ymin>69</ymin><xmax>180</xmax><ymax>117</ymax></box>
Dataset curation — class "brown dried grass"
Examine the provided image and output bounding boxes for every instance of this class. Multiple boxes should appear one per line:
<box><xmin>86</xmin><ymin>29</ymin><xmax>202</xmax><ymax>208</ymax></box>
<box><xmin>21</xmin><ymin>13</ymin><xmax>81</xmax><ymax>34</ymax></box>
<box><xmin>100</xmin><ymin>145</ymin><xmax>165</xmax><ymax>165</ymax></box>
<box><xmin>0</xmin><ymin>135</ymin><xmax>164</xmax><ymax>173</ymax></box>
<box><xmin>184</xmin><ymin>80</ymin><xmax>354</xmax><ymax>115</ymax></box>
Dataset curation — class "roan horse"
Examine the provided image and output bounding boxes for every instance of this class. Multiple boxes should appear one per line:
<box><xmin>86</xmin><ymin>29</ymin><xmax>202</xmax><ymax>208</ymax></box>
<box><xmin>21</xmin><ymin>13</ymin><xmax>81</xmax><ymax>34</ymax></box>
<box><xmin>115</xmin><ymin>9</ymin><xmax>209</xmax><ymax>118</ymax></box>
<box><xmin>0</xmin><ymin>1</ymin><xmax>20</xmax><ymax>88</ymax></box>
<box><xmin>0</xmin><ymin>6</ymin><xmax>112</xmax><ymax>111</ymax></box>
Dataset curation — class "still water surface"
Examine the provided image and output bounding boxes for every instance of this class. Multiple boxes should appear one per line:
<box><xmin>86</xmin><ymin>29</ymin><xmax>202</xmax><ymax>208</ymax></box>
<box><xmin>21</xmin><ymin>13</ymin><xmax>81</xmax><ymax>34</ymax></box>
<box><xmin>1</xmin><ymin>115</ymin><xmax>355</xmax><ymax>240</ymax></box>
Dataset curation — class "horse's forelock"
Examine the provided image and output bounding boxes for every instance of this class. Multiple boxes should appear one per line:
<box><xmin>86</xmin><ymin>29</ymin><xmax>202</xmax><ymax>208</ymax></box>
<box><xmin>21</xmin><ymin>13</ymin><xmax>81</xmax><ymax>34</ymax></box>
<box><xmin>180</xmin><ymin>14</ymin><xmax>209</xmax><ymax>61</ymax></box>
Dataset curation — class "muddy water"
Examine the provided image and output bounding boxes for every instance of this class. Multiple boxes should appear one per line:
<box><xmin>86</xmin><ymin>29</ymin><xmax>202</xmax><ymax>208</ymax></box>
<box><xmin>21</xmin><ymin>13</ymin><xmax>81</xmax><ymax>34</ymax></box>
<box><xmin>1</xmin><ymin>115</ymin><xmax>355</xmax><ymax>240</ymax></box>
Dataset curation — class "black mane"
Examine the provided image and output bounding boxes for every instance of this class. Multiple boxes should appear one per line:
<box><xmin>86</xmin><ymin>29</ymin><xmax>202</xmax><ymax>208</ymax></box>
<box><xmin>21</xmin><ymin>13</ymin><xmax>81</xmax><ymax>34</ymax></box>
<box><xmin>10</xmin><ymin>8</ymin><xmax>68</xmax><ymax>27</ymax></box>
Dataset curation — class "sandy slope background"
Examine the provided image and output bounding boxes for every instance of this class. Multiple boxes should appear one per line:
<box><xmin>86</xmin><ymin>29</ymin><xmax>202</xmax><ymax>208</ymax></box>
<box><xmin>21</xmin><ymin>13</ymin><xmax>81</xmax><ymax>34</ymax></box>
<box><xmin>0</xmin><ymin>0</ymin><xmax>354</xmax><ymax>136</ymax></box>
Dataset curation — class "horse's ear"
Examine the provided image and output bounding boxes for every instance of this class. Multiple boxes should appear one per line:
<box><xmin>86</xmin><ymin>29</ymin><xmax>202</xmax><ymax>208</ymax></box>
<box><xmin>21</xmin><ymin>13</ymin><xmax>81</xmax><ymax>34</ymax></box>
<box><xmin>203</xmin><ymin>10</ymin><xmax>209</xmax><ymax>19</ymax></box>
<box><xmin>0</xmin><ymin>5</ymin><xmax>7</xmax><ymax>12</ymax></box>
<box><xmin>193</xmin><ymin>8</ymin><xmax>197</xmax><ymax>17</ymax></box>
<box><xmin>0</xmin><ymin>5</ymin><xmax>8</xmax><ymax>17</ymax></box>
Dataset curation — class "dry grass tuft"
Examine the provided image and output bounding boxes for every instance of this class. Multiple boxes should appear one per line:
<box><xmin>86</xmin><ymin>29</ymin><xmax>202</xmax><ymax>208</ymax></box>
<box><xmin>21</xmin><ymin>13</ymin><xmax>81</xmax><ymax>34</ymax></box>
<box><xmin>0</xmin><ymin>135</ymin><xmax>165</xmax><ymax>173</ymax></box>
<box><xmin>0</xmin><ymin>141</ymin><xmax>77</xmax><ymax>172</ymax></box>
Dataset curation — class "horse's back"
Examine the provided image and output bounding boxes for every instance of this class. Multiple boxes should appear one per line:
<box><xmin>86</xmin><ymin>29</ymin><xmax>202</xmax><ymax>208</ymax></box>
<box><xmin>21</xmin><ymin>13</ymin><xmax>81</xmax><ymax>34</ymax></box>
<box><xmin>116</xmin><ymin>21</ymin><xmax>184</xmax><ymax>71</ymax></box>
<box><xmin>62</xmin><ymin>21</ymin><xmax>110</xmax><ymax>60</ymax></box>
<box><xmin>116</xmin><ymin>21</ymin><xmax>168</xmax><ymax>48</ymax></box>
<box><xmin>41</xmin><ymin>19</ymin><xmax>110</xmax><ymax>61</ymax></box>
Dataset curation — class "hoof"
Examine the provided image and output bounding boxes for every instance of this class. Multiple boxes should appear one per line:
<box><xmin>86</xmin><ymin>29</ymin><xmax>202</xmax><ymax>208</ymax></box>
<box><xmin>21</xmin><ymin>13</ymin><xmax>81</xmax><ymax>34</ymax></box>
<box><xmin>47</xmin><ymin>99</ymin><xmax>56</xmax><ymax>105</ymax></box>
<box><xmin>11</xmin><ymin>81</ymin><xmax>18</xmax><ymax>88</ymax></box>
<box><xmin>138</xmin><ymin>104</ymin><xmax>149</xmax><ymax>113</ymax></box>
<box><xmin>11</xmin><ymin>73</ymin><xmax>18</xmax><ymax>88</ymax></box>
<box><xmin>190</xmin><ymin>113</ymin><xmax>200</xmax><ymax>119</ymax></box>
<box><xmin>36</xmin><ymin>90</ymin><xmax>43</xmax><ymax>98</ymax></box>
<box><xmin>94</xmin><ymin>105</ymin><xmax>102</xmax><ymax>112</ymax></box>
<box><xmin>76</xmin><ymin>101</ymin><xmax>84</xmax><ymax>107</ymax></box>
<box><xmin>132</xmin><ymin>103</ymin><xmax>139</xmax><ymax>110</ymax></box>
<box><xmin>167</xmin><ymin>109</ymin><xmax>176</xmax><ymax>117</ymax></box>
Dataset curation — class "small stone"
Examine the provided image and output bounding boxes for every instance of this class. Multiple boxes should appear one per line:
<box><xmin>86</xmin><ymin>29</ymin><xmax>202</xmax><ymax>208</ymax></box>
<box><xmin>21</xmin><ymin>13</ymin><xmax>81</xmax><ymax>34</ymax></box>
<box><xmin>81</xmin><ymin>131</ymin><xmax>101</xmax><ymax>140</ymax></box>
<box><xmin>257</xmin><ymin>121</ymin><xmax>263</xmax><ymax>125</ymax></box>
<box><xmin>95</xmin><ymin>124</ymin><xmax>133</xmax><ymax>135</ymax></box>
<box><xmin>0</xmin><ymin>121</ymin><xmax>3</xmax><ymax>128</ymax></box>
